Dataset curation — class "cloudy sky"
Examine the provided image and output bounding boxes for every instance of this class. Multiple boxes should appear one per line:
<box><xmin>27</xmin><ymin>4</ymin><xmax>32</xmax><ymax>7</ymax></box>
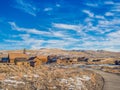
<box><xmin>0</xmin><ymin>0</ymin><xmax>120</xmax><ymax>51</ymax></box>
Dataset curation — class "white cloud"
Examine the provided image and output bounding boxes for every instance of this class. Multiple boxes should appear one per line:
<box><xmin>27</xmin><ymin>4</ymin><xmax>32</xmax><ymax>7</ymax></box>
<box><xmin>42</xmin><ymin>39</ymin><xmax>79</xmax><ymax>50</ymax></box>
<box><xmin>111</xmin><ymin>3</ymin><xmax>120</xmax><ymax>12</ymax></box>
<box><xmin>5</xmin><ymin>6</ymin><xmax>120</xmax><ymax>52</ymax></box>
<box><xmin>7</xmin><ymin>22</ymin><xmax>81</xmax><ymax>49</ymax></box>
<box><xmin>52</xmin><ymin>23</ymin><xmax>88</xmax><ymax>36</ymax></box>
<box><xmin>84</xmin><ymin>17</ymin><xmax>93</xmax><ymax>22</ymax></box>
<box><xmin>52</xmin><ymin>23</ymin><xmax>80</xmax><ymax>30</ymax></box>
<box><xmin>98</xmin><ymin>18</ymin><xmax>120</xmax><ymax>26</ymax></box>
<box><xmin>49</xmin><ymin>28</ymin><xmax>79</xmax><ymax>40</ymax></box>
<box><xmin>83</xmin><ymin>10</ymin><xmax>104</xmax><ymax>19</ymax></box>
<box><xmin>4</xmin><ymin>33</ymin><xmax>77</xmax><ymax>50</ymax></box>
<box><xmin>104</xmin><ymin>1</ymin><xmax>114</xmax><ymax>5</ymax></box>
<box><xmin>95</xmin><ymin>15</ymin><xmax>105</xmax><ymax>19</ymax></box>
<box><xmin>9</xmin><ymin>22</ymin><xmax>77</xmax><ymax>40</ymax></box>
<box><xmin>51</xmin><ymin>31</ymin><xmax>67</xmax><ymax>38</ymax></box>
<box><xmin>108</xmin><ymin>30</ymin><xmax>120</xmax><ymax>38</ymax></box>
<box><xmin>44</xmin><ymin>7</ymin><xmax>53</xmax><ymax>11</ymax></box>
<box><xmin>4</xmin><ymin>33</ymin><xmax>45</xmax><ymax>49</ymax></box>
<box><xmin>14</xmin><ymin>0</ymin><xmax>38</xmax><ymax>16</ymax></box>
<box><xmin>78</xmin><ymin>30</ymin><xmax>120</xmax><ymax>51</ymax></box>
<box><xmin>56</xmin><ymin>4</ymin><xmax>61</xmax><ymax>7</ymax></box>
<box><xmin>105</xmin><ymin>12</ymin><xmax>114</xmax><ymax>16</ymax></box>
<box><xmin>83</xmin><ymin>10</ymin><xmax>94</xmax><ymax>17</ymax></box>
<box><xmin>8</xmin><ymin>22</ymin><xmax>51</xmax><ymax>35</ymax></box>
<box><xmin>86</xmin><ymin>3</ymin><xmax>98</xmax><ymax>7</ymax></box>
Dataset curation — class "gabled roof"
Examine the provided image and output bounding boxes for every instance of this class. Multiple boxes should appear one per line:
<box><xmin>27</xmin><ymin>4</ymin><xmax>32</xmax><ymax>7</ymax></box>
<box><xmin>9</xmin><ymin>53</ymin><xmax>28</xmax><ymax>60</ymax></box>
<box><xmin>35</xmin><ymin>55</ymin><xmax>48</xmax><ymax>63</ymax></box>
<box><xmin>29</xmin><ymin>57</ymin><xmax>36</xmax><ymax>60</ymax></box>
<box><xmin>0</xmin><ymin>54</ymin><xmax>8</xmax><ymax>58</ymax></box>
<box><xmin>27</xmin><ymin>55</ymin><xmax>48</xmax><ymax>63</ymax></box>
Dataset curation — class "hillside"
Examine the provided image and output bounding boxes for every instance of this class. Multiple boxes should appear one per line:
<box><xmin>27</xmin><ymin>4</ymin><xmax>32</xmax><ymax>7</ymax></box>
<box><xmin>0</xmin><ymin>48</ymin><xmax>120</xmax><ymax>58</ymax></box>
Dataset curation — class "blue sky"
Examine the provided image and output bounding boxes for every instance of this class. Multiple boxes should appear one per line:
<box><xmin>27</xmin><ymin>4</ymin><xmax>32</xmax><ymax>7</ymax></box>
<box><xmin>0</xmin><ymin>0</ymin><xmax>120</xmax><ymax>51</ymax></box>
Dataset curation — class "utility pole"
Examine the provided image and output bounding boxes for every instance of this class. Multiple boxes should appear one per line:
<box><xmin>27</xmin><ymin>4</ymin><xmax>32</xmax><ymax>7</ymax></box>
<box><xmin>23</xmin><ymin>48</ymin><xmax>26</xmax><ymax>54</ymax></box>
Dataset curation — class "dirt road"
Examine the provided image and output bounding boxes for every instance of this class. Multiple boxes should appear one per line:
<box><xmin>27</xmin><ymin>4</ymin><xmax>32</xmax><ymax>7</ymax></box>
<box><xmin>87</xmin><ymin>69</ymin><xmax>120</xmax><ymax>90</ymax></box>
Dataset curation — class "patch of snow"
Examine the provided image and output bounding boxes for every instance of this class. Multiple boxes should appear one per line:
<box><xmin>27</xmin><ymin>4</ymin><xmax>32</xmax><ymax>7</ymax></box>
<box><xmin>60</xmin><ymin>75</ymin><xmax>91</xmax><ymax>90</ymax></box>
<box><xmin>82</xmin><ymin>75</ymin><xmax>91</xmax><ymax>81</ymax></box>
<box><xmin>2</xmin><ymin>79</ymin><xmax>25</xmax><ymax>87</ymax></box>
<box><xmin>33</xmin><ymin>74</ymin><xmax>39</xmax><ymax>78</ymax></box>
<box><xmin>9</xmin><ymin>76</ymin><xmax>18</xmax><ymax>79</ymax></box>
<box><xmin>60</xmin><ymin>79</ymin><xmax>68</xmax><ymax>84</ymax></box>
<box><xmin>23</xmin><ymin>74</ymin><xmax>28</xmax><ymax>77</ymax></box>
<box><xmin>4</xmin><ymin>79</ymin><xmax>25</xmax><ymax>84</ymax></box>
<box><xmin>8</xmin><ymin>83</ymin><xmax>17</xmax><ymax>87</ymax></box>
<box><xmin>23</xmin><ymin>74</ymin><xmax>39</xmax><ymax>78</ymax></box>
<box><xmin>53</xmin><ymin>86</ymin><xmax>57</xmax><ymax>89</ymax></box>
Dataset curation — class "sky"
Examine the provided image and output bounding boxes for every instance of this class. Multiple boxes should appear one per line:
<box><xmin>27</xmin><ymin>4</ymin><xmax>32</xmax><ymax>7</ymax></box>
<box><xmin>0</xmin><ymin>0</ymin><xmax>120</xmax><ymax>51</ymax></box>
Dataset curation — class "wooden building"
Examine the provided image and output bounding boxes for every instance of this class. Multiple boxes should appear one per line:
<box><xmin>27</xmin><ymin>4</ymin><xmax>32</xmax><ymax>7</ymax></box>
<box><xmin>29</xmin><ymin>55</ymin><xmax>48</xmax><ymax>67</ymax></box>
<box><xmin>56</xmin><ymin>59</ymin><xmax>75</xmax><ymax>64</ymax></box>
<box><xmin>8</xmin><ymin>53</ymin><xmax>29</xmax><ymax>63</ymax></box>
<box><xmin>56</xmin><ymin>59</ymin><xmax>66</xmax><ymax>64</ymax></box>
<box><xmin>0</xmin><ymin>54</ymin><xmax>9</xmax><ymax>63</ymax></box>
<box><xmin>35</xmin><ymin>55</ymin><xmax>48</xmax><ymax>63</ymax></box>
<box><xmin>14</xmin><ymin>58</ymin><xmax>29</xmax><ymax>66</ymax></box>
<box><xmin>47</xmin><ymin>55</ymin><xmax>57</xmax><ymax>63</ymax></box>
<box><xmin>77</xmin><ymin>57</ymin><xmax>88</xmax><ymax>62</ymax></box>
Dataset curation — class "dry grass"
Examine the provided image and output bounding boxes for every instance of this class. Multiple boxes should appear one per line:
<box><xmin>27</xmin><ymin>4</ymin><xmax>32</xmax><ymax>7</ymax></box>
<box><xmin>0</xmin><ymin>64</ymin><xmax>104</xmax><ymax>90</ymax></box>
<box><xmin>101</xmin><ymin>66</ymin><xmax>120</xmax><ymax>75</ymax></box>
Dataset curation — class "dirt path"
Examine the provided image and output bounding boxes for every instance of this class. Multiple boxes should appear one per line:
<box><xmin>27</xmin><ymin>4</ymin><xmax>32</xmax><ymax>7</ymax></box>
<box><xmin>87</xmin><ymin>69</ymin><xmax>120</xmax><ymax>90</ymax></box>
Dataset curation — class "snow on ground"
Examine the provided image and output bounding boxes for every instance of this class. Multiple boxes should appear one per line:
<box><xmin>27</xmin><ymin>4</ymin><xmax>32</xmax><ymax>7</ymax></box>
<box><xmin>2</xmin><ymin>79</ymin><xmax>25</xmax><ymax>87</ymax></box>
<box><xmin>0</xmin><ymin>74</ymin><xmax>40</xmax><ymax>89</ymax></box>
<box><xmin>60</xmin><ymin>75</ymin><xmax>91</xmax><ymax>90</ymax></box>
<box><xmin>23</xmin><ymin>74</ymin><xmax>39</xmax><ymax>78</ymax></box>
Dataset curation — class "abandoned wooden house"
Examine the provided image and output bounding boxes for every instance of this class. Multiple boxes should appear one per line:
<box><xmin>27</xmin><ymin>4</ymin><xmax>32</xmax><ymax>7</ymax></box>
<box><xmin>47</xmin><ymin>55</ymin><xmax>57</xmax><ymax>63</ymax></box>
<box><xmin>72</xmin><ymin>58</ymin><xmax>78</xmax><ymax>62</ymax></box>
<box><xmin>29</xmin><ymin>55</ymin><xmax>48</xmax><ymax>67</ymax></box>
<box><xmin>114</xmin><ymin>60</ymin><xmax>120</xmax><ymax>65</ymax></box>
<box><xmin>56</xmin><ymin>58</ymin><xmax>76</xmax><ymax>64</ymax></box>
<box><xmin>8</xmin><ymin>53</ymin><xmax>29</xmax><ymax>64</ymax></box>
<box><xmin>36</xmin><ymin>55</ymin><xmax>48</xmax><ymax>63</ymax></box>
<box><xmin>14</xmin><ymin>58</ymin><xmax>30</xmax><ymax>66</ymax></box>
<box><xmin>77</xmin><ymin>57</ymin><xmax>88</xmax><ymax>62</ymax></box>
<box><xmin>0</xmin><ymin>54</ymin><xmax>9</xmax><ymax>63</ymax></box>
<box><xmin>92</xmin><ymin>59</ymin><xmax>101</xmax><ymax>62</ymax></box>
<box><xmin>56</xmin><ymin>59</ymin><xmax>67</xmax><ymax>64</ymax></box>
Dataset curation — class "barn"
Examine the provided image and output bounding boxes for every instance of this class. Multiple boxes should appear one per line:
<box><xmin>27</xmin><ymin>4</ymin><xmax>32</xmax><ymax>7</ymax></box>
<box><xmin>14</xmin><ymin>58</ymin><xmax>30</xmax><ymax>66</ymax></box>
<box><xmin>8</xmin><ymin>53</ymin><xmax>29</xmax><ymax>63</ymax></box>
